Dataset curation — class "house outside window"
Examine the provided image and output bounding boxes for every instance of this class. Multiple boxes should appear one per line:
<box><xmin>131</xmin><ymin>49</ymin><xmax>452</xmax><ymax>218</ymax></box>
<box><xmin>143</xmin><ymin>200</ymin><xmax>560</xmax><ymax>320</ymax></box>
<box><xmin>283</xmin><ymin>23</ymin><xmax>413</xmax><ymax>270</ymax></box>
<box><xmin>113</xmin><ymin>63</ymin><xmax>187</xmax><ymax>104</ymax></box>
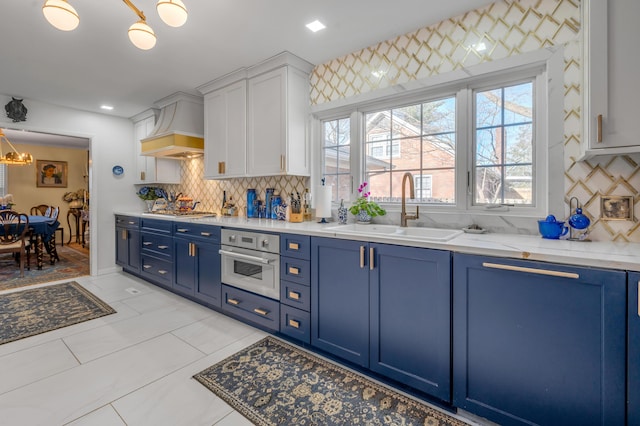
<box><xmin>321</xmin><ymin>117</ymin><xmax>351</xmax><ymax>202</ymax></box>
<box><xmin>414</xmin><ymin>174</ymin><xmax>433</xmax><ymax>200</ymax></box>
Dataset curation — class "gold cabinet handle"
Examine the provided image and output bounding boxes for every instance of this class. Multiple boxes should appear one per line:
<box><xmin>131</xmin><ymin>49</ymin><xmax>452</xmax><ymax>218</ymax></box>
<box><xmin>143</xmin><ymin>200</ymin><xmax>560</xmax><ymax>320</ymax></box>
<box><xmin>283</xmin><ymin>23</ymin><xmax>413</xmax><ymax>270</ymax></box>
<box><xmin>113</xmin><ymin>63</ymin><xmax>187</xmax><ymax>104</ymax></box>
<box><xmin>288</xmin><ymin>266</ymin><xmax>300</xmax><ymax>275</ymax></box>
<box><xmin>288</xmin><ymin>291</ymin><xmax>300</xmax><ymax>300</ymax></box>
<box><xmin>200</xmin><ymin>232</ymin><xmax>211</xmax><ymax>237</ymax></box>
<box><xmin>227</xmin><ymin>298</ymin><xmax>240</xmax><ymax>305</ymax></box>
<box><xmin>280</xmin><ymin>155</ymin><xmax>285</xmax><ymax>171</ymax></box>
<box><xmin>360</xmin><ymin>246</ymin><xmax>365</xmax><ymax>269</ymax></box>
<box><xmin>369</xmin><ymin>247</ymin><xmax>375</xmax><ymax>270</ymax></box>
<box><xmin>158</xmin><ymin>270</ymin><xmax>168</xmax><ymax>275</ymax></box>
<box><xmin>176</xmin><ymin>228</ymin><xmax>189</xmax><ymax>233</ymax></box>
<box><xmin>128</xmin><ymin>221</ymin><xmax>136</xmax><ymax>225</ymax></box>
<box><xmin>189</xmin><ymin>242</ymin><xmax>196</xmax><ymax>257</ymax></box>
<box><xmin>157</xmin><ymin>245</ymin><xmax>169</xmax><ymax>250</ymax></box>
<box><xmin>122</xmin><ymin>229</ymin><xmax>127</xmax><ymax>240</ymax></box>
<box><xmin>482</xmin><ymin>262</ymin><xmax>579</xmax><ymax>279</ymax></box>
<box><xmin>597</xmin><ymin>114</ymin><xmax>603</xmax><ymax>143</ymax></box>
<box><xmin>288</xmin><ymin>242</ymin><xmax>299</xmax><ymax>250</ymax></box>
<box><xmin>140</xmin><ymin>171</ymin><xmax>145</xmax><ymax>181</ymax></box>
<box><xmin>288</xmin><ymin>319</ymin><xmax>300</xmax><ymax>329</ymax></box>
<box><xmin>143</xmin><ymin>242</ymin><xmax>153</xmax><ymax>246</ymax></box>
<box><xmin>254</xmin><ymin>308</ymin><xmax>269</xmax><ymax>316</ymax></box>
<box><xmin>143</xmin><ymin>264</ymin><xmax>151</xmax><ymax>269</ymax></box>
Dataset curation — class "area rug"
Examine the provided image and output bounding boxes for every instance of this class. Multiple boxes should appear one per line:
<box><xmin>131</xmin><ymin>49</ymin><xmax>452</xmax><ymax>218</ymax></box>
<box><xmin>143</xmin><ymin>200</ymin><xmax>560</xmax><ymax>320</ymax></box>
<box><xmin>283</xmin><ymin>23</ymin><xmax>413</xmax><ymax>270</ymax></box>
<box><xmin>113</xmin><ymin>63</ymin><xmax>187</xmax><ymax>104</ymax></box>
<box><xmin>0</xmin><ymin>281</ymin><xmax>115</xmax><ymax>346</ymax></box>
<box><xmin>0</xmin><ymin>244</ymin><xmax>90</xmax><ymax>291</ymax></box>
<box><xmin>194</xmin><ymin>337</ymin><xmax>468</xmax><ymax>426</ymax></box>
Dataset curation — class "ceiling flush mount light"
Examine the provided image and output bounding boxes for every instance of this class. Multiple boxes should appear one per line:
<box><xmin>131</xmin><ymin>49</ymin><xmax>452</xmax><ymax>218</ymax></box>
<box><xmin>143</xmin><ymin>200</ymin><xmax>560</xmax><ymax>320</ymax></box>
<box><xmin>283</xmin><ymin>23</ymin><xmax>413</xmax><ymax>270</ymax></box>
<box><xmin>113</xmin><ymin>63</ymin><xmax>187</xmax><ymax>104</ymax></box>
<box><xmin>306</xmin><ymin>20</ymin><xmax>326</xmax><ymax>33</ymax></box>
<box><xmin>156</xmin><ymin>0</ymin><xmax>188</xmax><ymax>27</ymax></box>
<box><xmin>41</xmin><ymin>0</ymin><xmax>189</xmax><ymax>50</ymax></box>
<box><xmin>0</xmin><ymin>129</ymin><xmax>33</xmax><ymax>166</ymax></box>
<box><xmin>100</xmin><ymin>105</ymin><xmax>114</xmax><ymax>111</ymax></box>
<box><xmin>42</xmin><ymin>0</ymin><xmax>79</xmax><ymax>31</ymax></box>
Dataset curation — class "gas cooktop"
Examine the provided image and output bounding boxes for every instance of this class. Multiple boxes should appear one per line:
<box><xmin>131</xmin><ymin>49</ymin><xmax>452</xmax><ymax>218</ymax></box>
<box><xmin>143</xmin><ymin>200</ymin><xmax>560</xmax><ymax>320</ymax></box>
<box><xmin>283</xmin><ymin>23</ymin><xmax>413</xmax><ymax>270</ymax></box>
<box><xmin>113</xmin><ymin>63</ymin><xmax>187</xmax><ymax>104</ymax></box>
<box><xmin>142</xmin><ymin>211</ymin><xmax>217</xmax><ymax>218</ymax></box>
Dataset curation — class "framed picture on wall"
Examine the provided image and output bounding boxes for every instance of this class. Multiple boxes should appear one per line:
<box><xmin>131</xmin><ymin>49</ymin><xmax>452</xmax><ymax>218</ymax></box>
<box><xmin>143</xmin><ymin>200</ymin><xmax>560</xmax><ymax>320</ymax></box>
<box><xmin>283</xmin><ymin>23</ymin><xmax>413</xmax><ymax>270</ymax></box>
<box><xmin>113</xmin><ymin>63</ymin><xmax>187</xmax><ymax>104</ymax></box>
<box><xmin>36</xmin><ymin>160</ymin><xmax>68</xmax><ymax>188</ymax></box>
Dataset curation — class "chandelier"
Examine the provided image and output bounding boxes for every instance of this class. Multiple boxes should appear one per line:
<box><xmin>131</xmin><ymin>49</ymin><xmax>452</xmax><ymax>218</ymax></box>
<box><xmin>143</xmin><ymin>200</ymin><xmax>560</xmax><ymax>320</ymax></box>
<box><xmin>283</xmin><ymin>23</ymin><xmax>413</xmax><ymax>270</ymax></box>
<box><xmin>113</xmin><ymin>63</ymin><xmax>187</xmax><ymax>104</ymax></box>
<box><xmin>42</xmin><ymin>0</ymin><xmax>188</xmax><ymax>50</ymax></box>
<box><xmin>0</xmin><ymin>129</ymin><xmax>33</xmax><ymax>166</ymax></box>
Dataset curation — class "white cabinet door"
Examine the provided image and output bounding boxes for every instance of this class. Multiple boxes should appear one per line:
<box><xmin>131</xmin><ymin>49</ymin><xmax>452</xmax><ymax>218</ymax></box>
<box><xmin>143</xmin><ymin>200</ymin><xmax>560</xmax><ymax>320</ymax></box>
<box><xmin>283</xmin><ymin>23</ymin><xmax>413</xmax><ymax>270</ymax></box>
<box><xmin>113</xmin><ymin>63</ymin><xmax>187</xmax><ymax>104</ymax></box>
<box><xmin>583</xmin><ymin>0</ymin><xmax>640</xmax><ymax>157</ymax></box>
<box><xmin>247</xmin><ymin>66</ymin><xmax>310</xmax><ymax>177</ymax></box>
<box><xmin>203</xmin><ymin>80</ymin><xmax>246</xmax><ymax>178</ymax></box>
<box><xmin>134</xmin><ymin>115</ymin><xmax>180</xmax><ymax>184</ymax></box>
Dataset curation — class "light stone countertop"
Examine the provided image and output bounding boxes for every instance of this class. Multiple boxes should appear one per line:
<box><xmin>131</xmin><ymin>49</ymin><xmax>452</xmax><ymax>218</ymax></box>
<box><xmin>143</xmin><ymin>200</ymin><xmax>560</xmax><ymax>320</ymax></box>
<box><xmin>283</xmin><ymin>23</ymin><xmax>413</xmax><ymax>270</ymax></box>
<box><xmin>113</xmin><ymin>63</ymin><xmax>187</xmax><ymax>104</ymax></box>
<box><xmin>115</xmin><ymin>212</ymin><xmax>640</xmax><ymax>272</ymax></box>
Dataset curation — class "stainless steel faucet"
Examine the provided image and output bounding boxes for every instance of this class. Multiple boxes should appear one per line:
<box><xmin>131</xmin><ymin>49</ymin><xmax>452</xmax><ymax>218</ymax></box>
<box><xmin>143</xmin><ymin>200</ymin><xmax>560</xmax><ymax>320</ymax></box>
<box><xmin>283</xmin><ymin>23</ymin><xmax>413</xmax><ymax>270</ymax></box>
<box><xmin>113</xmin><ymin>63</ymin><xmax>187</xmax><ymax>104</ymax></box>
<box><xmin>400</xmin><ymin>172</ymin><xmax>419</xmax><ymax>227</ymax></box>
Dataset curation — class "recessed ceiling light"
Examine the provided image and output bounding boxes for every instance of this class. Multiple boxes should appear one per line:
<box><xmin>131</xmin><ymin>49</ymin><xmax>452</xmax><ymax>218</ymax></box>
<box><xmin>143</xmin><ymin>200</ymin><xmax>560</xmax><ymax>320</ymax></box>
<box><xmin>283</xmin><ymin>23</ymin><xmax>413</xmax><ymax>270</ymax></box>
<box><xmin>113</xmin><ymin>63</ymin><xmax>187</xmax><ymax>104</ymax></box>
<box><xmin>306</xmin><ymin>20</ymin><xmax>326</xmax><ymax>33</ymax></box>
<box><xmin>100</xmin><ymin>105</ymin><xmax>114</xmax><ymax>110</ymax></box>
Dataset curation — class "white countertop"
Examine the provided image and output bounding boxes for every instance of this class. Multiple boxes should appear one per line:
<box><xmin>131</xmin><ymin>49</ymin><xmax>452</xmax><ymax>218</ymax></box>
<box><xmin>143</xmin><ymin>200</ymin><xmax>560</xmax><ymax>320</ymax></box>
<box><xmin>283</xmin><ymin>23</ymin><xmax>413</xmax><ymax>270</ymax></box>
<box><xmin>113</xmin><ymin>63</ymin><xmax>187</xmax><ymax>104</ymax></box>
<box><xmin>116</xmin><ymin>212</ymin><xmax>640</xmax><ymax>272</ymax></box>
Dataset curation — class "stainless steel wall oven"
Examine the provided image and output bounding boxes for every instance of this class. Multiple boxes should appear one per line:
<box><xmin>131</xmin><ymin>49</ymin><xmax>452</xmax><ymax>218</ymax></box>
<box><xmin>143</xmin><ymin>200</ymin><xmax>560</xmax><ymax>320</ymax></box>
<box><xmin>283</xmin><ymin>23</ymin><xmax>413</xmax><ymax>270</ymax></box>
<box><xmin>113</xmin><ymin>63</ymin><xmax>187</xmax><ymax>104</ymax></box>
<box><xmin>219</xmin><ymin>229</ymin><xmax>280</xmax><ymax>300</ymax></box>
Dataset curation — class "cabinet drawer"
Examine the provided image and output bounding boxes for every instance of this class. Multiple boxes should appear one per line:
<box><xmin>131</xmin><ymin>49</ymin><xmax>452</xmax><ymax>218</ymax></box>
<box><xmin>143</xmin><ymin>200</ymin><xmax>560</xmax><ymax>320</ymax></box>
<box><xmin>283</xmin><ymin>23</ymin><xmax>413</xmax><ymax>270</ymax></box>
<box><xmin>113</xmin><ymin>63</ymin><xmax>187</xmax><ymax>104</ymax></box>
<box><xmin>280</xmin><ymin>257</ymin><xmax>310</xmax><ymax>286</ymax></box>
<box><xmin>140</xmin><ymin>218</ymin><xmax>172</xmax><ymax>234</ymax></box>
<box><xmin>280</xmin><ymin>281</ymin><xmax>310</xmax><ymax>312</ymax></box>
<box><xmin>115</xmin><ymin>215</ymin><xmax>139</xmax><ymax>229</ymax></box>
<box><xmin>173</xmin><ymin>223</ymin><xmax>220</xmax><ymax>243</ymax></box>
<box><xmin>140</xmin><ymin>255</ymin><xmax>173</xmax><ymax>288</ymax></box>
<box><xmin>141</xmin><ymin>232</ymin><xmax>173</xmax><ymax>258</ymax></box>
<box><xmin>280</xmin><ymin>234</ymin><xmax>310</xmax><ymax>260</ymax></box>
<box><xmin>280</xmin><ymin>305</ymin><xmax>310</xmax><ymax>344</ymax></box>
<box><xmin>221</xmin><ymin>285</ymin><xmax>280</xmax><ymax>331</ymax></box>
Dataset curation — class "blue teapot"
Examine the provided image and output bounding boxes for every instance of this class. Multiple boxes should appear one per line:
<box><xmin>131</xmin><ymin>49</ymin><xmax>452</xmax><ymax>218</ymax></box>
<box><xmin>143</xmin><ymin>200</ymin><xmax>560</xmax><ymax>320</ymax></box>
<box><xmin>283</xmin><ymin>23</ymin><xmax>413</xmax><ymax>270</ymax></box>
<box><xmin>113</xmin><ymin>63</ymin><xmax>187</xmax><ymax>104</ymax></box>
<box><xmin>568</xmin><ymin>207</ymin><xmax>590</xmax><ymax>230</ymax></box>
<box><xmin>538</xmin><ymin>215</ymin><xmax>569</xmax><ymax>239</ymax></box>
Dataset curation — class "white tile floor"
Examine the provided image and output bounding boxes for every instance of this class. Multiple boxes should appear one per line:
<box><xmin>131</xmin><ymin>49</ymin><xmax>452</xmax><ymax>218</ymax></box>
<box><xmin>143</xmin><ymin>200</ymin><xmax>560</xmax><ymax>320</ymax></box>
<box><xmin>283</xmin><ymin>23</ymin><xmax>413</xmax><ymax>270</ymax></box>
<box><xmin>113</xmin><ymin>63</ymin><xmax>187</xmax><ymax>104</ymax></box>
<box><xmin>0</xmin><ymin>272</ymin><xmax>482</xmax><ymax>426</ymax></box>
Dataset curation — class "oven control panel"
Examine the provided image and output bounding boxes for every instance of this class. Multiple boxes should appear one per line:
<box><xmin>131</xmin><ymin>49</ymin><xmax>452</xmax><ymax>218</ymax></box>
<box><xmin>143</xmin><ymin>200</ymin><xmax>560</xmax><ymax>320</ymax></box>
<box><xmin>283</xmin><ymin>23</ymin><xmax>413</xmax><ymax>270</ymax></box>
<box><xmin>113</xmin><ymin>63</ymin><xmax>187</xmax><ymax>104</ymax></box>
<box><xmin>221</xmin><ymin>229</ymin><xmax>280</xmax><ymax>254</ymax></box>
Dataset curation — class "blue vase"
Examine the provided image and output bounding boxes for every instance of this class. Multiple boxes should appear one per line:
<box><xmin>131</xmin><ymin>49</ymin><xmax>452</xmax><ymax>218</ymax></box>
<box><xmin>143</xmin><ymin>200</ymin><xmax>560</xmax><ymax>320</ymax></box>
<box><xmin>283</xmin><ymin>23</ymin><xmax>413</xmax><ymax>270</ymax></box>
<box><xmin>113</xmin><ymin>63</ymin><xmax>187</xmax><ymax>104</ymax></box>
<box><xmin>357</xmin><ymin>210</ymin><xmax>372</xmax><ymax>223</ymax></box>
<box><xmin>338</xmin><ymin>199</ymin><xmax>348</xmax><ymax>224</ymax></box>
<box><xmin>247</xmin><ymin>189</ymin><xmax>256</xmax><ymax>218</ymax></box>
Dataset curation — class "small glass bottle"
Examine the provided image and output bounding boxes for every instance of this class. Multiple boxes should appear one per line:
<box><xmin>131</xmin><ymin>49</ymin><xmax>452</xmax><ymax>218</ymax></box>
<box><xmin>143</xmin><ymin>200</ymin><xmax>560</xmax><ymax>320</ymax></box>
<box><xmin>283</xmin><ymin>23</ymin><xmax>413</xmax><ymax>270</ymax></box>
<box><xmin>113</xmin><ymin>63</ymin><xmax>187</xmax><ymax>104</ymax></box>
<box><xmin>303</xmin><ymin>188</ymin><xmax>312</xmax><ymax>221</ymax></box>
<box><xmin>246</xmin><ymin>189</ymin><xmax>256</xmax><ymax>218</ymax></box>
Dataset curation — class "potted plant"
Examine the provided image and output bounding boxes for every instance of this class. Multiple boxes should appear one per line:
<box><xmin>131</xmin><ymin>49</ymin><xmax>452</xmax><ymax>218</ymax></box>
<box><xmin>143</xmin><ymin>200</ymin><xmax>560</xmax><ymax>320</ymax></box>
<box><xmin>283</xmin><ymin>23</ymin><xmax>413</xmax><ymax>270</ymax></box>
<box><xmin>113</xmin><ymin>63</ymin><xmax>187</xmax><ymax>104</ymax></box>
<box><xmin>136</xmin><ymin>186</ymin><xmax>167</xmax><ymax>211</ymax></box>
<box><xmin>349</xmin><ymin>182</ymin><xmax>386</xmax><ymax>223</ymax></box>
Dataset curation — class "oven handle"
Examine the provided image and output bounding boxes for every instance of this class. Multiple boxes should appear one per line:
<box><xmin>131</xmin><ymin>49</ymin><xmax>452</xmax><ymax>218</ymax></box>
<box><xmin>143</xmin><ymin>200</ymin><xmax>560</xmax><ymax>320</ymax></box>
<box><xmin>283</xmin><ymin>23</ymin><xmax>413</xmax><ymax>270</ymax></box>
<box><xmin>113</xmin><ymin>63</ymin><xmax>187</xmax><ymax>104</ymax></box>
<box><xmin>218</xmin><ymin>249</ymin><xmax>273</xmax><ymax>265</ymax></box>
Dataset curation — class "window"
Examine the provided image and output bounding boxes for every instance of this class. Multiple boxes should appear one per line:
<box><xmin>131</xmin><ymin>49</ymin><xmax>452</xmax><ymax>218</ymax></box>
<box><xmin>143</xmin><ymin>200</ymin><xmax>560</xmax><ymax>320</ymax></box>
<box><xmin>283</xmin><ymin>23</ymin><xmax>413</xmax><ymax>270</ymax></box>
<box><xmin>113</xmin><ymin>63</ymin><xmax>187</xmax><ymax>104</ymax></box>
<box><xmin>364</xmin><ymin>96</ymin><xmax>456</xmax><ymax>204</ymax></box>
<box><xmin>321</xmin><ymin>117</ymin><xmax>351</xmax><ymax>202</ymax></box>
<box><xmin>313</xmin><ymin>50</ymin><xmax>556</xmax><ymax>217</ymax></box>
<box><xmin>474</xmin><ymin>81</ymin><xmax>534</xmax><ymax>205</ymax></box>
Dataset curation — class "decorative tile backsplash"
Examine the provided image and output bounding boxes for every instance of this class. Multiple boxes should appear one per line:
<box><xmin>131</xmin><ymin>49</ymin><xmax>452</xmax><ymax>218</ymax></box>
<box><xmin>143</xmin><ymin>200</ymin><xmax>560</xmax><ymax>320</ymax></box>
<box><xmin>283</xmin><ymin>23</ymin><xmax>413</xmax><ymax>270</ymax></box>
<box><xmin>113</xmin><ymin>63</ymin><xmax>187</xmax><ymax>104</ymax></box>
<box><xmin>169</xmin><ymin>0</ymin><xmax>639</xmax><ymax>241</ymax></box>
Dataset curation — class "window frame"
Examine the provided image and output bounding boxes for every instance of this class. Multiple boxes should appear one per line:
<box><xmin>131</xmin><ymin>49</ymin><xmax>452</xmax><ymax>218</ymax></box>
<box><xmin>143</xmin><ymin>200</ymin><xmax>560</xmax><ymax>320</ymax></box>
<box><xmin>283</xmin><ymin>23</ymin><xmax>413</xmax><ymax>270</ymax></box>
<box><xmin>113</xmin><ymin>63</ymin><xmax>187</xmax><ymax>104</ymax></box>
<box><xmin>312</xmin><ymin>48</ymin><xmax>563</xmax><ymax>220</ymax></box>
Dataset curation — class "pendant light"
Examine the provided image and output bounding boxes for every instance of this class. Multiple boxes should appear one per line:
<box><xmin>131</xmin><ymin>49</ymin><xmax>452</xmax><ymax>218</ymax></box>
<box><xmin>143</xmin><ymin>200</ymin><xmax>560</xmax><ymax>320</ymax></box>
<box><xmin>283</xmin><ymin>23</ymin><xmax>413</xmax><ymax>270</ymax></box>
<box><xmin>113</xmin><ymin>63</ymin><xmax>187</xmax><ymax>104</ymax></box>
<box><xmin>42</xmin><ymin>0</ymin><xmax>79</xmax><ymax>31</ymax></box>
<box><xmin>0</xmin><ymin>129</ymin><xmax>33</xmax><ymax>166</ymax></box>
<box><xmin>156</xmin><ymin>0</ymin><xmax>188</xmax><ymax>28</ymax></box>
<box><xmin>41</xmin><ymin>0</ymin><xmax>188</xmax><ymax>50</ymax></box>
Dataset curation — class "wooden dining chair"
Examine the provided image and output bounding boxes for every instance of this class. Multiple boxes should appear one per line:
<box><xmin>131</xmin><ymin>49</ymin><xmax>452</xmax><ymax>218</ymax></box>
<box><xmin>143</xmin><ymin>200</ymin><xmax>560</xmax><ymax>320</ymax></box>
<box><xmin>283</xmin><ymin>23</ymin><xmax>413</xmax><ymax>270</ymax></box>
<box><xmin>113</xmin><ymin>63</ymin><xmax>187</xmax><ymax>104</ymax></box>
<box><xmin>0</xmin><ymin>210</ymin><xmax>31</xmax><ymax>277</ymax></box>
<box><xmin>30</xmin><ymin>204</ymin><xmax>64</xmax><ymax>247</ymax></box>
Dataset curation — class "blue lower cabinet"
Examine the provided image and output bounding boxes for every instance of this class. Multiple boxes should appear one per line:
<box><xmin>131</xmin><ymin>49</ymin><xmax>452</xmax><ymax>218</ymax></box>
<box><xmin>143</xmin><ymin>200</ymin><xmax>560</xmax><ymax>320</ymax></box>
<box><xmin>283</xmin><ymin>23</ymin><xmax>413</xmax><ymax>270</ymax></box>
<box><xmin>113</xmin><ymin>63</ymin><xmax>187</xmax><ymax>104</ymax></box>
<box><xmin>174</xmin><ymin>237</ymin><xmax>221</xmax><ymax>307</ymax></box>
<box><xmin>140</xmin><ymin>254</ymin><xmax>173</xmax><ymax>289</ymax></box>
<box><xmin>280</xmin><ymin>304</ymin><xmax>310</xmax><ymax>344</ymax></box>
<box><xmin>629</xmin><ymin>272</ymin><xmax>640</xmax><ymax>425</ymax></box>
<box><xmin>222</xmin><ymin>285</ymin><xmax>280</xmax><ymax>332</ymax></box>
<box><xmin>174</xmin><ymin>238</ymin><xmax>196</xmax><ymax>296</ymax></box>
<box><xmin>453</xmin><ymin>253</ymin><xmax>626</xmax><ymax>426</ymax></box>
<box><xmin>369</xmin><ymin>243</ymin><xmax>451</xmax><ymax>402</ymax></box>
<box><xmin>115</xmin><ymin>225</ymin><xmax>140</xmax><ymax>273</ymax></box>
<box><xmin>312</xmin><ymin>237</ymin><xmax>369</xmax><ymax>367</ymax></box>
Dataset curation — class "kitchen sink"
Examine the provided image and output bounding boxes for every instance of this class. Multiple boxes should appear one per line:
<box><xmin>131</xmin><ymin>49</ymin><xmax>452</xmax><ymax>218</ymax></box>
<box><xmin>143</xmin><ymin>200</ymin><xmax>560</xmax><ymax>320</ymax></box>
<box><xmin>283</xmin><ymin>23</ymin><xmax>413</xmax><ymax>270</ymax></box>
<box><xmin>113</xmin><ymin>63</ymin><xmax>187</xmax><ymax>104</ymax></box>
<box><xmin>325</xmin><ymin>224</ymin><xmax>463</xmax><ymax>242</ymax></box>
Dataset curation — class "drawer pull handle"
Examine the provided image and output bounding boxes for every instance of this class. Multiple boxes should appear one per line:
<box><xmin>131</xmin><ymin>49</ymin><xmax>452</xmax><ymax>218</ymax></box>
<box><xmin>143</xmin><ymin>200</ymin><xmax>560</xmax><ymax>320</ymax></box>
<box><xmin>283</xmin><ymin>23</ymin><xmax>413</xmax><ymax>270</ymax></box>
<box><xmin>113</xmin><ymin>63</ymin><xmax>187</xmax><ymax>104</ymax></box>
<box><xmin>254</xmin><ymin>308</ymin><xmax>269</xmax><ymax>316</ymax></box>
<box><xmin>288</xmin><ymin>319</ymin><xmax>300</xmax><ymax>329</ymax></box>
<box><xmin>289</xmin><ymin>242</ymin><xmax>299</xmax><ymax>250</ymax></box>
<box><xmin>482</xmin><ymin>262</ymin><xmax>579</xmax><ymax>279</ymax></box>
<box><xmin>158</xmin><ymin>270</ymin><xmax>168</xmax><ymax>275</ymax></box>
<box><xmin>158</xmin><ymin>245</ymin><xmax>169</xmax><ymax>250</ymax></box>
<box><xmin>176</xmin><ymin>228</ymin><xmax>189</xmax><ymax>233</ymax></box>
<box><xmin>200</xmin><ymin>232</ymin><xmax>211</xmax><ymax>237</ymax></box>
<box><xmin>143</xmin><ymin>264</ymin><xmax>151</xmax><ymax>269</ymax></box>
<box><xmin>369</xmin><ymin>247</ymin><xmax>375</xmax><ymax>270</ymax></box>
<box><xmin>360</xmin><ymin>246</ymin><xmax>365</xmax><ymax>269</ymax></box>
<box><xmin>227</xmin><ymin>298</ymin><xmax>240</xmax><ymax>305</ymax></box>
<box><xmin>288</xmin><ymin>266</ymin><xmax>299</xmax><ymax>275</ymax></box>
<box><xmin>143</xmin><ymin>242</ymin><xmax>152</xmax><ymax>246</ymax></box>
<box><xmin>122</xmin><ymin>230</ymin><xmax>127</xmax><ymax>240</ymax></box>
<box><xmin>288</xmin><ymin>291</ymin><xmax>300</xmax><ymax>300</ymax></box>
<box><xmin>128</xmin><ymin>221</ymin><xmax>135</xmax><ymax>225</ymax></box>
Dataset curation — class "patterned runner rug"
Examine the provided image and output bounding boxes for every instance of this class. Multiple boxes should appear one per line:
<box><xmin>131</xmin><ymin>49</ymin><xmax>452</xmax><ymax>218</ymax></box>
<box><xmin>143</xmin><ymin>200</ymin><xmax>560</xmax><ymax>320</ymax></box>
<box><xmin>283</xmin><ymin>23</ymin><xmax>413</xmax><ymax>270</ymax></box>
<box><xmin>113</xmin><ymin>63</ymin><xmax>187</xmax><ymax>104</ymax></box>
<box><xmin>0</xmin><ymin>244</ymin><xmax>89</xmax><ymax>291</ymax></box>
<box><xmin>0</xmin><ymin>281</ymin><xmax>115</xmax><ymax>346</ymax></box>
<box><xmin>194</xmin><ymin>336</ymin><xmax>468</xmax><ymax>426</ymax></box>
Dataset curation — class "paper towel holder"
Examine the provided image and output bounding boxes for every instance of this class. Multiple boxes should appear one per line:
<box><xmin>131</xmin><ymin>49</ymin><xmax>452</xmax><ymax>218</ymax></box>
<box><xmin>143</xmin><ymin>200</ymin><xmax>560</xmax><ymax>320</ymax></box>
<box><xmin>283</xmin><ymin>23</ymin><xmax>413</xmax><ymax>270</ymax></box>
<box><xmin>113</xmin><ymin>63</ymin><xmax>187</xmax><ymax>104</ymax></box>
<box><xmin>316</xmin><ymin>179</ymin><xmax>333</xmax><ymax>223</ymax></box>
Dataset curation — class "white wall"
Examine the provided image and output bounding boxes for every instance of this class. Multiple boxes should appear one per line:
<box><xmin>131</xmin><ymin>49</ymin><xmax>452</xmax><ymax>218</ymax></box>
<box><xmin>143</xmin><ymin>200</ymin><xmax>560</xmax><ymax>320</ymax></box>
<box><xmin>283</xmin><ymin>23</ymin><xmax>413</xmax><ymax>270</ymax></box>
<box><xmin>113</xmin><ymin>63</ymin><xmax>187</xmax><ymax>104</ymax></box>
<box><xmin>0</xmin><ymin>94</ymin><xmax>139</xmax><ymax>275</ymax></box>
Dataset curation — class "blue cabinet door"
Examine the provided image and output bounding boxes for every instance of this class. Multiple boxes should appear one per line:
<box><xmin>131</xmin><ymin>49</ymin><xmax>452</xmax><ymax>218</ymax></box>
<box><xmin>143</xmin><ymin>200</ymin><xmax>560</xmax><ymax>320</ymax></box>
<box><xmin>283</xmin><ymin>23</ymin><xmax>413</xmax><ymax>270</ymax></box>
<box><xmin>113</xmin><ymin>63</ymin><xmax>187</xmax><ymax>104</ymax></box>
<box><xmin>629</xmin><ymin>272</ymin><xmax>640</xmax><ymax>425</ymax></box>
<box><xmin>195</xmin><ymin>242</ymin><xmax>221</xmax><ymax>308</ymax></box>
<box><xmin>311</xmin><ymin>237</ymin><xmax>369</xmax><ymax>367</ymax></box>
<box><xmin>173</xmin><ymin>237</ymin><xmax>195</xmax><ymax>296</ymax></box>
<box><xmin>116</xmin><ymin>226</ymin><xmax>140</xmax><ymax>273</ymax></box>
<box><xmin>453</xmin><ymin>253</ymin><xmax>626</xmax><ymax>426</ymax></box>
<box><xmin>369</xmin><ymin>244</ymin><xmax>451</xmax><ymax>402</ymax></box>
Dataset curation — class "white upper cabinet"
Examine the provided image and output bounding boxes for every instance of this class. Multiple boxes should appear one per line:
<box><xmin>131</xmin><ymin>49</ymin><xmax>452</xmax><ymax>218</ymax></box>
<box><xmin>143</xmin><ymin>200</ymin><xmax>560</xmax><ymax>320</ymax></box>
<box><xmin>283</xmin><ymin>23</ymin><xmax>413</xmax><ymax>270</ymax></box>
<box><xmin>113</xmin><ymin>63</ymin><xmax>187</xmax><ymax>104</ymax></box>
<box><xmin>198</xmin><ymin>51</ymin><xmax>313</xmax><ymax>178</ymax></box>
<box><xmin>132</xmin><ymin>110</ymin><xmax>181</xmax><ymax>184</ymax></box>
<box><xmin>202</xmin><ymin>80</ymin><xmax>247</xmax><ymax>178</ymax></box>
<box><xmin>582</xmin><ymin>0</ymin><xmax>640</xmax><ymax>158</ymax></box>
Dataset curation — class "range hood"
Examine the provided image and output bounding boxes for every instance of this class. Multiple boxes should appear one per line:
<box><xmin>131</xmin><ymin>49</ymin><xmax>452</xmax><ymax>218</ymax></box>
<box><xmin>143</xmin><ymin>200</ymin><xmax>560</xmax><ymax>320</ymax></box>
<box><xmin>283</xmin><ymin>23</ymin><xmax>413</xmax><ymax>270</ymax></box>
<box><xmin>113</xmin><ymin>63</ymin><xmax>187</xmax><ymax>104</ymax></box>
<box><xmin>140</xmin><ymin>92</ymin><xmax>204</xmax><ymax>159</ymax></box>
